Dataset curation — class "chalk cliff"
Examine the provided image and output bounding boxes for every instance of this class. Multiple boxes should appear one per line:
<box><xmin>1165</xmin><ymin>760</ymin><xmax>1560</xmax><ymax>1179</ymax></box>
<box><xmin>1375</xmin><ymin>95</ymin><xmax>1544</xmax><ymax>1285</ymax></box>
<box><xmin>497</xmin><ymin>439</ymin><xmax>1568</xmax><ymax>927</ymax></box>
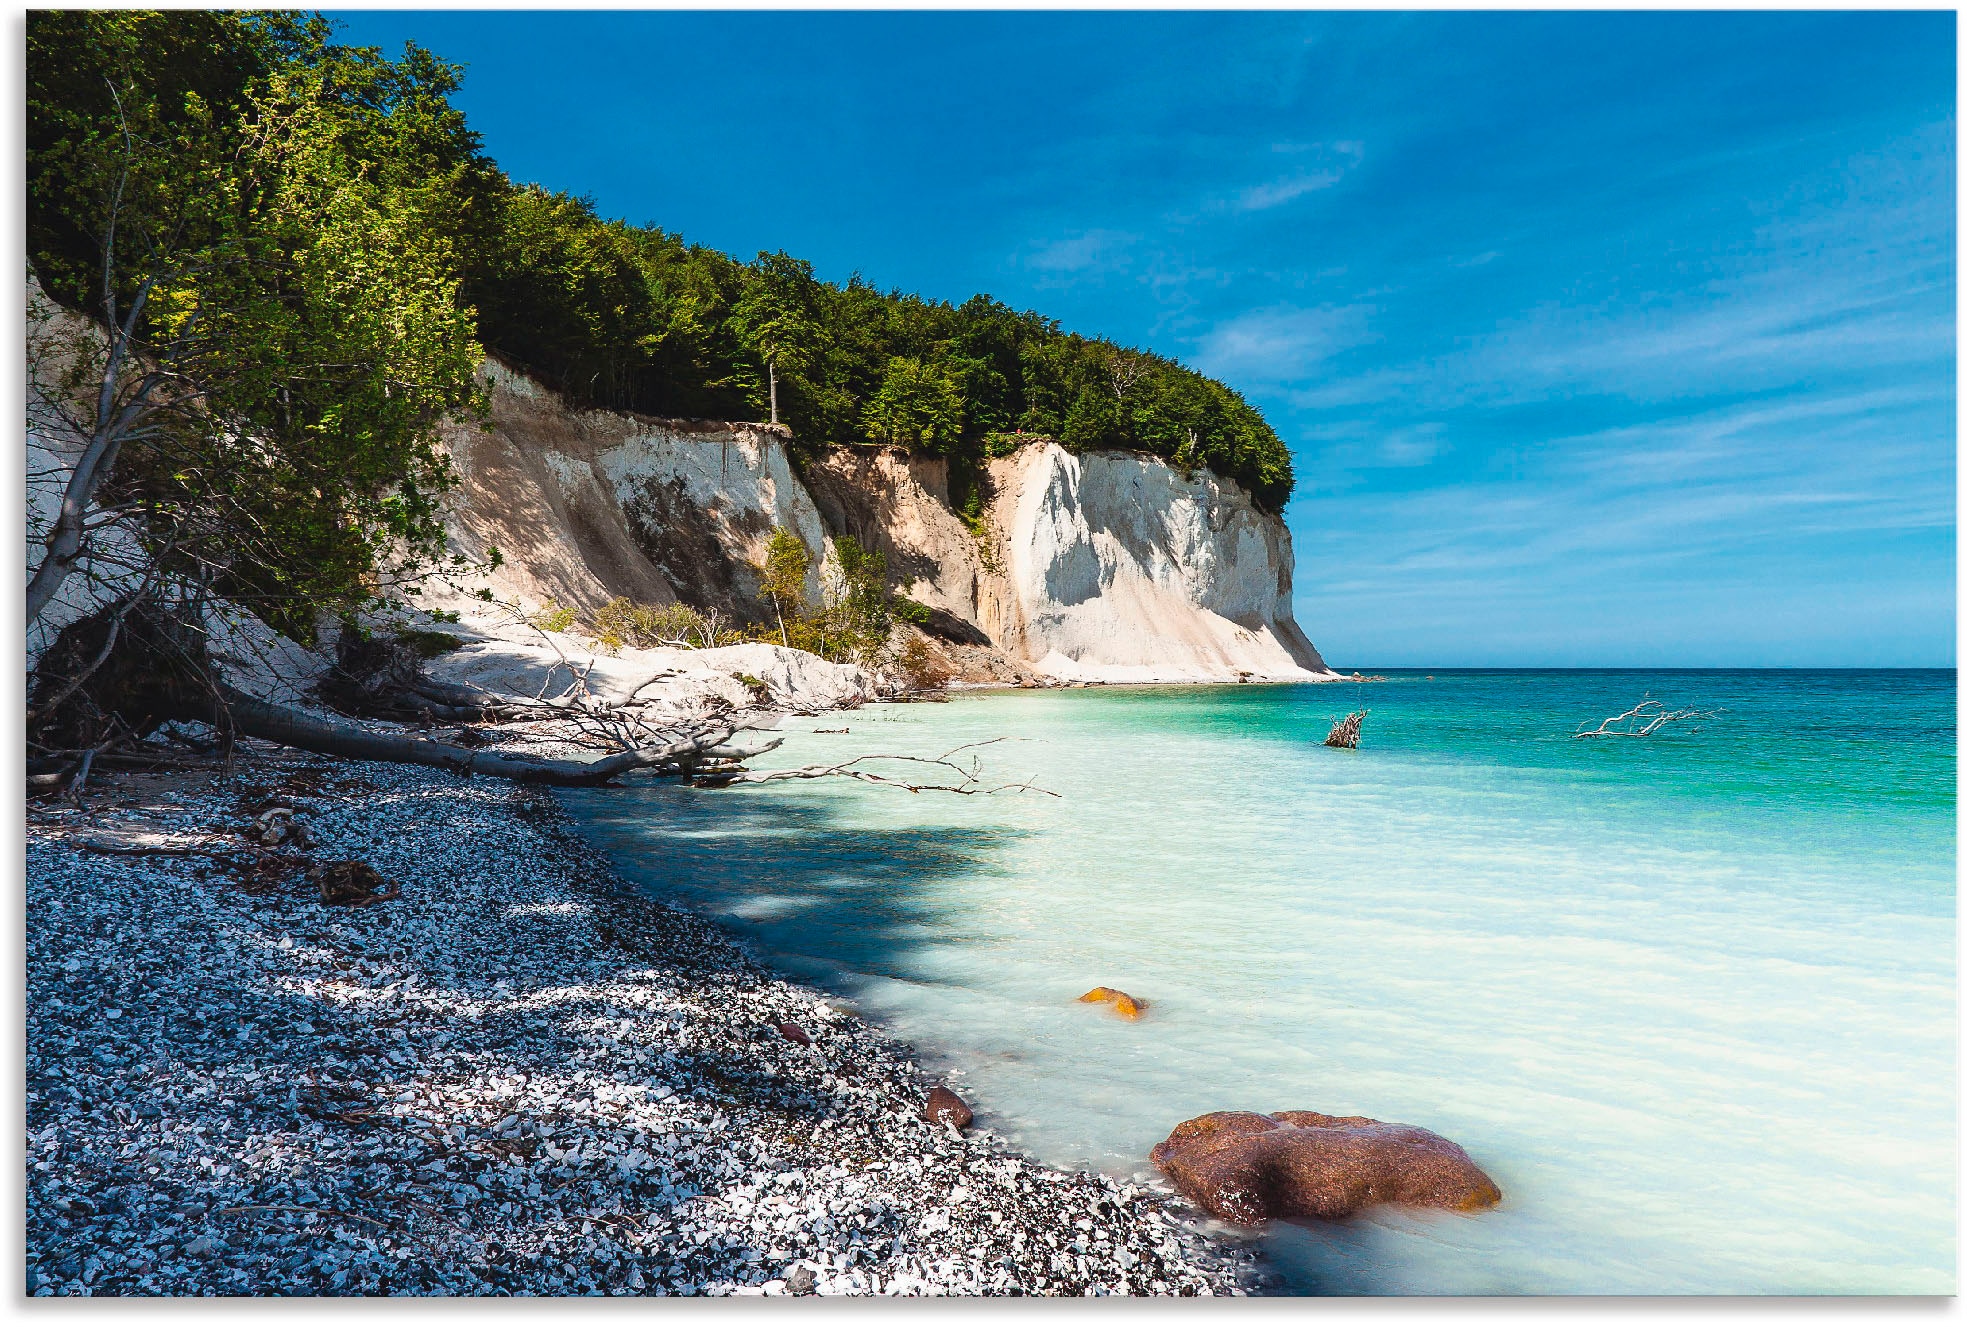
<box><xmin>434</xmin><ymin>362</ymin><xmax>1334</xmax><ymax>684</ymax></box>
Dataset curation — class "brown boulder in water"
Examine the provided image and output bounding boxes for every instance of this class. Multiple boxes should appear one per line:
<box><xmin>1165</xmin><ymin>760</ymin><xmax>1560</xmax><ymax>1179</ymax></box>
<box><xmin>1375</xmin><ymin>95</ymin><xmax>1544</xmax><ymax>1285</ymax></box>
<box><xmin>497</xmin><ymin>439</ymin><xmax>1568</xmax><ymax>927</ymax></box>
<box><xmin>922</xmin><ymin>1086</ymin><xmax>973</xmax><ymax>1131</ymax></box>
<box><xmin>1077</xmin><ymin>986</ymin><xmax>1148</xmax><ymax>1019</ymax></box>
<box><xmin>1150</xmin><ymin>1110</ymin><xmax>1501</xmax><ymax>1224</ymax></box>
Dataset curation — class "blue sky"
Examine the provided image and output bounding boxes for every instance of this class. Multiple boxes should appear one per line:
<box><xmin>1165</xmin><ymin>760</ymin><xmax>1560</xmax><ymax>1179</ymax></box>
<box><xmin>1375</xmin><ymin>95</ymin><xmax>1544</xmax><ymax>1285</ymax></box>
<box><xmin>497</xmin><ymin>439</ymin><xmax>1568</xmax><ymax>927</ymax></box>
<box><xmin>331</xmin><ymin>10</ymin><xmax>1955</xmax><ymax>667</ymax></box>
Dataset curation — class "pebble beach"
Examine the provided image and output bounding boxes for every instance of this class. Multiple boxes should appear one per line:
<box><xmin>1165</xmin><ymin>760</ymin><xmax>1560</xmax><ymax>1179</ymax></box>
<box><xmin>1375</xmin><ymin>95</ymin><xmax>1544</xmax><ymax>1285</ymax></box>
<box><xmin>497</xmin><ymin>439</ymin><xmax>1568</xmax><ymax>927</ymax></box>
<box><xmin>24</xmin><ymin>748</ymin><xmax>1264</xmax><ymax>1297</ymax></box>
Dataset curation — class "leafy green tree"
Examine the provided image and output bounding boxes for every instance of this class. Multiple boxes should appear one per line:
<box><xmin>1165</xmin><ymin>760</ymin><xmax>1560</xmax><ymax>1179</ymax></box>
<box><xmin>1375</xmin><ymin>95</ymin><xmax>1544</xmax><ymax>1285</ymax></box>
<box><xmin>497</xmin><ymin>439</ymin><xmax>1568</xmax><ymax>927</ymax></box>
<box><xmin>863</xmin><ymin>356</ymin><xmax>964</xmax><ymax>450</ymax></box>
<box><xmin>26</xmin><ymin>11</ymin><xmax>481</xmax><ymax>638</ymax></box>
<box><xmin>821</xmin><ymin>536</ymin><xmax>895</xmax><ymax>664</ymax></box>
<box><xmin>1060</xmin><ymin>385</ymin><xmax>1120</xmax><ymax>453</ymax></box>
<box><xmin>730</xmin><ymin>251</ymin><xmax>823</xmax><ymax>425</ymax></box>
<box><xmin>757</xmin><ymin>526</ymin><xmax>812</xmax><ymax>647</ymax></box>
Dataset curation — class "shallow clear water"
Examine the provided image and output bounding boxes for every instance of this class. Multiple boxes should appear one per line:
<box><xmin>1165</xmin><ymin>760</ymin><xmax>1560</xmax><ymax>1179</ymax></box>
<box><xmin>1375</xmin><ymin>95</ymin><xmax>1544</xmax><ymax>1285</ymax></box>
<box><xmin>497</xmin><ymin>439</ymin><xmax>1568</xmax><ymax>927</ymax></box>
<box><xmin>560</xmin><ymin>670</ymin><xmax>1956</xmax><ymax>1294</ymax></box>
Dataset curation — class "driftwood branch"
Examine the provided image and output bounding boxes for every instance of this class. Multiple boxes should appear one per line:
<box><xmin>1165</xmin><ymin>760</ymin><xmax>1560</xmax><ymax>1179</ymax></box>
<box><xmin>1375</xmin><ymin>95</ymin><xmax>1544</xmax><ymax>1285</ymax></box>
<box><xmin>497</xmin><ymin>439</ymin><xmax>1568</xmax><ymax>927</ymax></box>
<box><xmin>727</xmin><ymin>737</ymin><xmax>1058</xmax><ymax>797</ymax></box>
<box><xmin>1574</xmin><ymin>697</ymin><xmax>1723</xmax><ymax>739</ymax></box>
<box><xmin>204</xmin><ymin>688</ymin><xmax>737</xmax><ymax>786</ymax></box>
<box><xmin>1324</xmin><ymin>711</ymin><xmax>1367</xmax><ymax>749</ymax></box>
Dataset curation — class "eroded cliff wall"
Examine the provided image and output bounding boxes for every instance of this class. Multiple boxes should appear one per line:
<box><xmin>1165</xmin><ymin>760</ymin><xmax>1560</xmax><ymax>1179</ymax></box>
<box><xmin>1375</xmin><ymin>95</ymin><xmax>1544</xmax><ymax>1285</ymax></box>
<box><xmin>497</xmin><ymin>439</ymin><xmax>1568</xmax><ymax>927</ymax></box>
<box><xmin>438</xmin><ymin>364</ymin><xmax>1334</xmax><ymax>683</ymax></box>
<box><xmin>440</xmin><ymin>362</ymin><xmax>829</xmax><ymax>618</ymax></box>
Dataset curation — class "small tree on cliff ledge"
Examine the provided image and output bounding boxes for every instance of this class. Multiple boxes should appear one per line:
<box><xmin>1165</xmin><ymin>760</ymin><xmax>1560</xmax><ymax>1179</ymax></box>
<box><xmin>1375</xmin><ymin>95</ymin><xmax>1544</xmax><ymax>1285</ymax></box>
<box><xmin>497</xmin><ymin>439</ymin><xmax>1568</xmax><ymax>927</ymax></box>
<box><xmin>758</xmin><ymin>527</ymin><xmax>812</xmax><ymax>649</ymax></box>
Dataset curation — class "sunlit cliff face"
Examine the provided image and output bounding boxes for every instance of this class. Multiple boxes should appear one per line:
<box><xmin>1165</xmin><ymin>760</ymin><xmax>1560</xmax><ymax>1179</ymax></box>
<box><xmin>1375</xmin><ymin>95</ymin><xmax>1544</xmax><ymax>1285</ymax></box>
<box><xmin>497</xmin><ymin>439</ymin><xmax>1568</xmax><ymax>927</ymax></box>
<box><xmin>438</xmin><ymin>362</ymin><xmax>1334</xmax><ymax>684</ymax></box>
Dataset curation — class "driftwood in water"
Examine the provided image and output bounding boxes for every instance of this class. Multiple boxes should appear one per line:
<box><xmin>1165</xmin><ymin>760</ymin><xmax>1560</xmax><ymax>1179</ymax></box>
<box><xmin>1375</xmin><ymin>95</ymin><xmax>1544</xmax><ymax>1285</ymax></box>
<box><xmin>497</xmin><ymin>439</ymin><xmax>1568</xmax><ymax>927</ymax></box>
<box><xmin>1324</xmin><ymin>711</ymin><xmax>1367</xmax><ymax>749</ymax></box>
<box><xmin>1574</xmin><ymin>697</ymin><xmax>1722</xmax><ymax>739</ymax></box>
<box><xmin>727</xmin><ymin>738</ymin><xmax>1057</xmax><ymax>797</ymax></box>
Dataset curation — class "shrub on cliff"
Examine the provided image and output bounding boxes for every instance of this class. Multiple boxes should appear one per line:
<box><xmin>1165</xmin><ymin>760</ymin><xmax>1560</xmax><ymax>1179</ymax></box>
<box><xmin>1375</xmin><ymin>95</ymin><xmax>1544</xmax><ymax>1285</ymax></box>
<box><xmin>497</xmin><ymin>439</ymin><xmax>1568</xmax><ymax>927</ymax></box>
<box><xmin>588</xmin><ymin>599</ymin><xmax>738</xmax><ymax>652</ymax></box>
<box><xmin>747</xmin><ymin>529</ymin><xmax>908</xmax><ymax>670</ymax></box>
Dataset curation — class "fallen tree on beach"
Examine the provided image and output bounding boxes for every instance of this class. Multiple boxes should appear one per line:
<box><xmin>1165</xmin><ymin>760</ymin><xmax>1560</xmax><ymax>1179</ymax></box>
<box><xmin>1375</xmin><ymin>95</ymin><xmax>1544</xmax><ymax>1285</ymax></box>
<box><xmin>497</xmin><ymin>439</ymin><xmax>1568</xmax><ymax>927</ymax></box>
<box><xmin>27</xmin><ymin>597</ymin><xmax>1050</xmax><ymax>799</ymax></box>
<box><xmin>27</xmin><ymin>597</ymin><xmax>784</xmax><ymax>791</ymax></box>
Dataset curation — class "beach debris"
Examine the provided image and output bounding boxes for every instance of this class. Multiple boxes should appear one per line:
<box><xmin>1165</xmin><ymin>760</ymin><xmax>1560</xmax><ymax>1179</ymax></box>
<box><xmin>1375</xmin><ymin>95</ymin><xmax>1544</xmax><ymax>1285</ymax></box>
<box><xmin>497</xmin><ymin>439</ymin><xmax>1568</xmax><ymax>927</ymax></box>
<box><xmin>784</xmin><ymin>1263</ymin><xmax>818</xmax><ymax>1296</ymax></box>
<box><xmin>1077</xmin><ymin>987</ymin><xmax>1148</xmax><ymax>1019</ymax></box>
<box><xmin>922</xmin><ymin>1086</ymin><xmax>974</xmax><ymax>1132</ymax></box>
<box><xmin>1574</xmin><ymin>696</ymin><xmax>1723</xmax><ymax>738</ymax></box>
<box><xmin>242</xmin><ymin>805</ymin><xmax>314</xmax><ymax>850</ymax></box>
<box><xmin>774</xmin><ymin>1021</ymin><xmax>811</xmax><ymax>1046</ymax></box>
<box><xmin>308</xmin><ymin>860</ymin><xmax>400</xmax><ymax>907</ymax></box>
<box><xmin>1151</xmin><ymin>1110</ymin><xmax>1502</xmax><ymax>1225</ymax></box>
<box><xmin>1323</xmin><ymin>712</ymin><xmax>1367</xmax><ymax>749</ymax></box>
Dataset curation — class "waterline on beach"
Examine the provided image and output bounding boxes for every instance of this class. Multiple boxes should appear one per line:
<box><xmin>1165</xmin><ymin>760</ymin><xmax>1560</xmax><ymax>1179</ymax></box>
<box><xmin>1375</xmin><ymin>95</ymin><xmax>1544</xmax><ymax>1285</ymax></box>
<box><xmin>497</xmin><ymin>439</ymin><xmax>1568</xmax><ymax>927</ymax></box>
<box><xmin>560</xmin><ymin>670</ymin><xmax>1956</xmax><ymax>1294</ymax></box>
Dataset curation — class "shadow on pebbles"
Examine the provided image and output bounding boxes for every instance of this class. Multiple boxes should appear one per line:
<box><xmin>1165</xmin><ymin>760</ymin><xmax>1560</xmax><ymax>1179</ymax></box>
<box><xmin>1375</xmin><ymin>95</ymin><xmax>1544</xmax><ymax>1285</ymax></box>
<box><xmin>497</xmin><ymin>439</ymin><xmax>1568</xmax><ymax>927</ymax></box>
<box><xmin>26</xmin><ymin>753</ymin><xmax>1267</xmax><ymax>1296</ymax></box>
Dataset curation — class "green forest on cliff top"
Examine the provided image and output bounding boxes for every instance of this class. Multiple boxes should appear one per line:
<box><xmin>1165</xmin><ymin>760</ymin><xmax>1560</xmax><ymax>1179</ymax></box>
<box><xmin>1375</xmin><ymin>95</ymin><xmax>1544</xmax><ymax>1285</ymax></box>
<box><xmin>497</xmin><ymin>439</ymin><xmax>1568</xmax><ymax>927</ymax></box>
<box><xmin>30</xmin><ymin>11</ymin><xmax>1295</xmax><ymax>650</ymax></box>
<box><xmin>31</xmin><ymin>12</ymin><xmax>1294</xmax><ymax>507</ymax></box>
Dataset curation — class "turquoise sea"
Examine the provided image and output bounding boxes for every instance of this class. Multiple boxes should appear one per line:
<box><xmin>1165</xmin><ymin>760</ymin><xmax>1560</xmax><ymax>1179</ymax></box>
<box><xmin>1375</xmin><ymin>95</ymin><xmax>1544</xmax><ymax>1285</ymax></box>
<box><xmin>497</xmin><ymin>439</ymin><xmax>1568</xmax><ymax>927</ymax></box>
<box><xmin>560</xmin><ymin>670</ymin><xmax>1957</xmax><ymax>1294</ymax></box>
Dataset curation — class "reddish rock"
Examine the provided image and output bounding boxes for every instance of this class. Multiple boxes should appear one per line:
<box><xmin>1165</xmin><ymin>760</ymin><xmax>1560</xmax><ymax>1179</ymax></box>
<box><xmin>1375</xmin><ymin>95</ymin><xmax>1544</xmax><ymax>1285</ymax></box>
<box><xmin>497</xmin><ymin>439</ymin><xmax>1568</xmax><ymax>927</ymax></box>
<box><xmin>1150</xmin><ymin>1110</ymin><xmax>1501</xmax><ymax>1224</ymax></box>
<box><xmin>775</xmin><ymin>1022</ymin><xmax>811</xmax><ymax>1046</ymax></box>
<box><xmin>923</xmin><ymin>1086</ymin><xmax>973</xmax><ymax>1132</ymax></box>
<box><xmin>1077</xmin><ymin>986</ymin><xmax>1148</xmax><ymax>1019</ymax></box>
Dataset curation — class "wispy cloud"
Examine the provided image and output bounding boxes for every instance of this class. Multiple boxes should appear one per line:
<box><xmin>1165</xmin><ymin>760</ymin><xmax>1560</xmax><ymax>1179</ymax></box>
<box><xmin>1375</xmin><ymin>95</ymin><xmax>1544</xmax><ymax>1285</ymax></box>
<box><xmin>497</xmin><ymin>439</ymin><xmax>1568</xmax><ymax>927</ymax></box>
<box><xmin>1226</xmin><ymin>141</ymin><xmax>1365</xmax><ymax>212</ymax></box>
<box><xmin>1021</xmin><ymin>228</ymin><xmax>1138</xmax><ymax>276</ymax></box>
<box><xmin>1234</xmin><ymin>170</ymin><xmax>1348</xmax><ymax>212</ymax></box>
<box><xmin>1194</xmin><ymin>304</ymin><xmax>1376</xmax><ymax>382</ymax></box>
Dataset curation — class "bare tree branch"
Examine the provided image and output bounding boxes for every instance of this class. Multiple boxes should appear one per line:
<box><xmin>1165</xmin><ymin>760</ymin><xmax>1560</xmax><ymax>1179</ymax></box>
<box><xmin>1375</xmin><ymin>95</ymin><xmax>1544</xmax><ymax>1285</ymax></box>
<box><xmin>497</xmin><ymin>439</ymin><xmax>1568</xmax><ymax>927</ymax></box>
<box><xmin>728</xmin><ymin>737</ymin><xmax>1056</xmax><ymax>796</ymax></box>
<box><xmin>1574</xmin><ymin>696</ymin><xmax>1724</xmax><ymax>738</ymax></box>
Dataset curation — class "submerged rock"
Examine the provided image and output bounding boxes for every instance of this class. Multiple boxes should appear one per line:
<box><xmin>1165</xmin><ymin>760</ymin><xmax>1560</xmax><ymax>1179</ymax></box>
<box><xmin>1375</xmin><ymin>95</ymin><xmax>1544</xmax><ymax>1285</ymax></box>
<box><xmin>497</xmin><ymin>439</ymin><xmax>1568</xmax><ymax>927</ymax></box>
<box><xmin>1077</xmin><ymin>987</ymin><xmax>1148</xmax><ymax>1019</ymax></box>
<box><xmin>922</xmin><ymin>1086</ymin><xmax>973</xmax><ymax>1132</ymax></box>
<box><xmin>1150</xmin><ymin>1110</ymin><xmax>1501</xmax><ymax>1224</ymax></box>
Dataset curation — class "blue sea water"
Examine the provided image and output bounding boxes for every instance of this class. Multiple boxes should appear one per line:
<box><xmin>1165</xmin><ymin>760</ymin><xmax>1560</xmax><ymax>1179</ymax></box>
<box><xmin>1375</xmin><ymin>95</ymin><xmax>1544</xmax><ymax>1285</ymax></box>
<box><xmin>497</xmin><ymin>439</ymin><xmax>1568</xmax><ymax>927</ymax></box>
<box><xmin>559</xmin><ymin>670</ymin><xmax>1957</xmax><ymax>1294</ymax></box>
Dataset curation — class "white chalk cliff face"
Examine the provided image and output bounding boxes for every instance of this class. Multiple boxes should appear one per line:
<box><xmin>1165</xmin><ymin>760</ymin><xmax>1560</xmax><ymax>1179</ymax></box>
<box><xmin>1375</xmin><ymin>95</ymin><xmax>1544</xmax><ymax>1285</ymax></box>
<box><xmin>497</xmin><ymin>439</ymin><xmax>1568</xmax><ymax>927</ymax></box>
<box><xmin>984</xmin><ymin>445</ymin><xmax>1329</xmax><ymax>683</ymax></box>
<box><xmin>436</xmin><ymin>363</ymin><xmax>1334</xmax><ymax>684</ymax></box>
